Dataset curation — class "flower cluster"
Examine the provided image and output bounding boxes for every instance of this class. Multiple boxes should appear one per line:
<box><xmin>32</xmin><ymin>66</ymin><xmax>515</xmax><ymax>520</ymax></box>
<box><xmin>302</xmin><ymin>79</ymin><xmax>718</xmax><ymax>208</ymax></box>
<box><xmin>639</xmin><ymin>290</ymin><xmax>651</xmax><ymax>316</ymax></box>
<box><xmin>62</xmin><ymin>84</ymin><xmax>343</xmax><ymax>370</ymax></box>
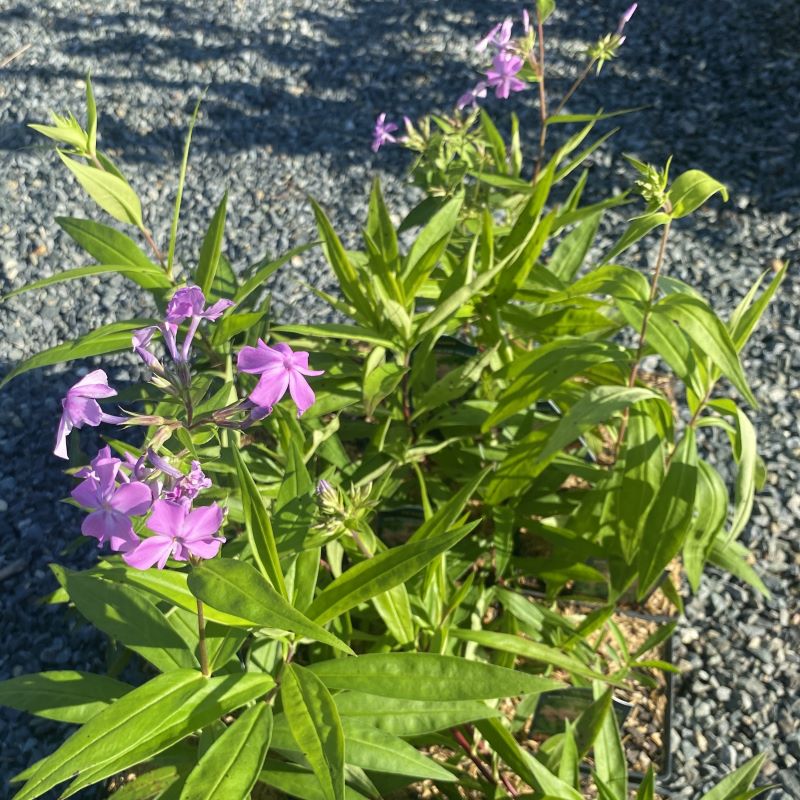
<box><xmin>53</xmin><ymin>284</ymin><xmax>324</xmax><ymax>571</ymax></box>
<box><xmin>70</xmin><ymin>445</ymin><xmax>225</xmax><ymax>569</ymax></box>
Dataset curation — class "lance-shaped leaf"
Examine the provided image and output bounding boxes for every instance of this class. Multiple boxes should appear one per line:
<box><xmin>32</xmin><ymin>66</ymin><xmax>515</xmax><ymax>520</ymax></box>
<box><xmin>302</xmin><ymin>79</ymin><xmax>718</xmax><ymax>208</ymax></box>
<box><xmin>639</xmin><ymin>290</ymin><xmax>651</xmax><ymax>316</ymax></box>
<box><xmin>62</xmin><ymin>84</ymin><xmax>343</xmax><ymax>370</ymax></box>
<box><xmin>271</xmin><ymin>714</ymin><xmax>454</xmax><ymax>782</ymax></box>
<box><xmin>482</xmin><ymin>340</ymin><xmax>629</xmax><ymax>431</ymax></box>
<box><xmin>652</xmin><ymin>294</ymin><xmax>757</xmax><ymax>407</ymax></box>
<box><xmin>232</xmin><ymin>446</ymin><xmax>286</xmax><ymax>597</ymax></box>
<box><xmin>59</xmin><ymin>569</ymin><xmax>197</xmax><ymax>673</ymax></box>
<box><xmin>603</xmin><ymin>212</ymin><xmax>671</xmax><ymax>263</ymax></box>
<box><xmin>592</xmin><ymin>682</ymin><xmax>627</xmax><ymax>800</ymax></box>
<box><xmin>56</xmin><ymin>216</ymin><xmax>154</xmax><ymax>269</ymax></box>
<box><xmin>311</xmin><ymin>198</ymin><xmax>374</xmax><ymax>325</ymax></box>
<box><xmin>683</xmin><ymin>460</ymin><xmax>729</xmax><ymax>591</ymax></box>
<box><xmin>546</xmin><ymin>211</ymin><xmax>602</xmax><ymax>282</ymax></box>
<box><xmin>637</xmin><ymin>429</ymin><xmax>698</xmax><ymax>598</ymax></box>
<box><xmin>0</xmin><ymin>671</ymin><xmax>132</xmax><ymax>724</ymax></box>
<box><xmin>0</xmin><ymin>318</ymin><xmax>155</xmax><ymax>388</ymax></box>
<box><xmin>540</xmin><ymin>386</ymin><xmax>666</xmax><ymax>465</ymax></box>
<box><xmin>59</xmin><ymin>672</ymin><xmax>274</xmax><ymax>799</ymax></box>
<box><xmin>179</xmin><ymin>703</ymin><xmax>272</xmax><ymax>800</ymax></box>
<box><xmin>187</xmin><ymin>558</ymin><xmax>352</xmax><ymax>654</ymax></box>
<box><xmin>307</xmin><ymin>653</ymin><xmax>562</xmax><ymax>701</ymax></box>
<box><xmin>402</xmin><ymin>194</ymin><xmax>463</xmax><ymax>297</ymax></box>
<box><xmin>194</xmin><ymin>191</ymin><xmax>227</xmax><ymax>297</ymax></box>
<box><xmin>305</xmin><ymin>521</ymin><xmax>478</xmax><ymax>625</ymax></box>
<box><xmin>1</xmin><ymin>263</ymin><xmax>171</xmax><ymax>303</ymax></box>
<box><xmin>58</xmin><ymin>150</ymin><xmax>143</xmax><ymax>227</ymax></box>
<box><xmin>448</xmin><ymin>629</ymin><xmax>609</xmax><ymax>682</ymax></box>
<box><xmin>281</xmin><ymin>664</ymin><xmax>345</xmax><ymax>800</ymax></box>
<box><xmin>698</xmin><ymin>753</ymin><xmax>768</xmax><ymax>800</ymax></box>
<box><xmin>667</xmin><ymin>169</ymin><xmax>728</xmax><ymax>218</ymax></box>
<box><xmin>334</xmin><ymin>692</ymin><xmax>502</xmax><ymax>736</ymax></box>
<box><xmin>100</xmin><ymin>565</ymin><xmax>254</xmax><ymax>628</ymax></box>
<box><xmin>615</xmin><ymin>405</ymin><xmax>665</xmax><ymax>563</ymax></box>
<box><xmin>710</xmin><ymin>398</ymin><xmax>758</xmax><ymax>543</ymax></box>
<box><xmin>13</xmin><ymin>670</ymin><xmax>204</xmax><ymax>800</ymax></box>
<box><xmin>258</xmin><ymin>761</ymin><xmax>368</xmax><ymax>800</ymax></box>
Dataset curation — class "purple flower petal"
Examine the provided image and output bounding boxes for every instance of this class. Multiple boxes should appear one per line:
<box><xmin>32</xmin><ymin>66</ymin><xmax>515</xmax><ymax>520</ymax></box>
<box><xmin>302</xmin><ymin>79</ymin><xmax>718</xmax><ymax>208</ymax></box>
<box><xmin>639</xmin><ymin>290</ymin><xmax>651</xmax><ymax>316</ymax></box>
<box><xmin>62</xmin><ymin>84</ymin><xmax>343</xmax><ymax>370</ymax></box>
<box><xmin>71</xmin><ymin>370</ymin><xmax>117</xmax><ymax>399</ymax></box>
<box><xmin>288</xmin><ymin>371</ymin><xmax>316</xmax><ymax>417</ymax></box>
<box><xmin>124</xmin><ymin>534</ymin><xmax>174</xmax><ymax>570</ymax></box>
<box><xmin>183</xmin><ymin>504</ymin><xmax>224</xmax><ymax>541</ymax></box>
<box><xmin>250</xmin><ymin>368</ymin><xmax>290</xmax><ymax>411</ymax></box>
<box><xmin>146</xmin><ymin>499</ymin><xmax>187</xmax><ymax>538</ymax></box>
<box><xmin>110</xmin><ymin>482</ymin><xmax>153</xmax><ymax>516</ymax></box>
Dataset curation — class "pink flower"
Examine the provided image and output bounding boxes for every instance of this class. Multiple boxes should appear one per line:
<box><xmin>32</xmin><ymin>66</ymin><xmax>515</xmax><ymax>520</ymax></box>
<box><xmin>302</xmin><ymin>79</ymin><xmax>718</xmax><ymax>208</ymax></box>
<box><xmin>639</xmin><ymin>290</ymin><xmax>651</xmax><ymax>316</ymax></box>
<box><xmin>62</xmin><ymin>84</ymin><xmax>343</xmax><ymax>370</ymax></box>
<box><xmin>371</xmin><ymin>113</ymin><xmax>399</xmax><ymax>153</ymax></box>
<box><xmin>71</xmin><ymin>457</ymin><xmax>152</xmax><ymax>552</ymax></box>
<box><xmin>456</xmin><ymin>81</ymin><xmax>488</xmax><ymax>110</ymax></box>
<box><xmin>237</xmin><ymin>340</ymin><xmax>323</xmax><ymax>417</ymax></box>
<box><xmin>55</xmin><ymin>370</ymin><xmax>125</xmax><ymax>459</ymax></box>
<box><xmin>476</xmin><ymin>18</ymin><xmax>513</xmax><ymax>53</ymax></box>
<box><xmin>486</xmin><ymin>51</ymin><xmax>526</xmax><ymax>99</ymax></box>
<box><xmin>522</xmin><ymin>9</ymin><xmax>531</xmax><ymax>34</ymax></box>
<box><xmin>123</xmin><ymin>499</ymin><xmax>225</xmax><ymax>570</ymax></box>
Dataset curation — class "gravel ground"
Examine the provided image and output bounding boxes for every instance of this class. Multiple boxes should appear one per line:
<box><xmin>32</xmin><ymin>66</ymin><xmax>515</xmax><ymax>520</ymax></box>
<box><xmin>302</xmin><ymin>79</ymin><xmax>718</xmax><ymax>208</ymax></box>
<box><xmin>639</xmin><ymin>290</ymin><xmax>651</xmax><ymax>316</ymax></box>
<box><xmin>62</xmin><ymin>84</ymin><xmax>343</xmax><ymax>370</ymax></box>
<box><xmin>1</xmin><ymin>1</ymin><xmax>798</xmax><ymax>797</ymax></box>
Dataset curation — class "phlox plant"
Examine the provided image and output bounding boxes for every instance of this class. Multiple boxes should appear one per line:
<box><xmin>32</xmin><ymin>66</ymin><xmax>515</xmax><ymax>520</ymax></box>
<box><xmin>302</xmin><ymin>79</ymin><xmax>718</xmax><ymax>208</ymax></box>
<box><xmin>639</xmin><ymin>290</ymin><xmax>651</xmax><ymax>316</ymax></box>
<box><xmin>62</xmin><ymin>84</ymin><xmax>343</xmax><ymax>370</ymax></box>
<box><xmin>0</xmin><ymin>2</ymin><xmax>781</xmax><ymax>799</ymax></box>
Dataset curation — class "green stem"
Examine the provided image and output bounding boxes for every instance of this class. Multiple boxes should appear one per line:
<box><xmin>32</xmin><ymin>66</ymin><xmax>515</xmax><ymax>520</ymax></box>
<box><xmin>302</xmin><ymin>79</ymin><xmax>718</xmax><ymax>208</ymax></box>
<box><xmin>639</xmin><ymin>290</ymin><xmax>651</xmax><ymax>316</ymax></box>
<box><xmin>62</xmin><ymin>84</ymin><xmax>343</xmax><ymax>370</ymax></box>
<box><xmin>552</xmin><ymin>57</ymin><xmax>597</xmax><ymax>118</ymax></box>
<box><xmin>196</xmin><ymin>596</ymin><xmax>210</xmax><ymax>677</ymax></box>
<box><xmin>532</xmin><ymin>9</ymin><xmax>548</xmax><ymax>182</ymax></box>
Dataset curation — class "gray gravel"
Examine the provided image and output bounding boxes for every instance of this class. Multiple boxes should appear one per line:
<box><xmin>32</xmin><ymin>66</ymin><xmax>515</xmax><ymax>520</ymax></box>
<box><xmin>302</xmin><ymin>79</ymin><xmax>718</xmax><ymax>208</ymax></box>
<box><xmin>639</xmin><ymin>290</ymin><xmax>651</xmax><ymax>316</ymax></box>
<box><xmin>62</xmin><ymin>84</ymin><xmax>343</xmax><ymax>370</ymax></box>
<box><xmin>1</xmin><ymin>1</ymin><xmax>798</xmax><ymax>798</ymax></box>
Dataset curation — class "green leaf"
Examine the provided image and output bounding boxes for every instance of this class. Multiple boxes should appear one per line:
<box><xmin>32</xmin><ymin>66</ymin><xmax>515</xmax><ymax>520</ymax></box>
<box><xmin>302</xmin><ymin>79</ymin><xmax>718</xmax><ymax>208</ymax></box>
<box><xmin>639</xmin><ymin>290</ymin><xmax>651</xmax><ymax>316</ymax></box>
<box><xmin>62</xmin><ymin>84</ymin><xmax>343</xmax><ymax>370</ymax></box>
<box><xmin>305</xmin><ymin>522</ymin><xmax>478</xmax><ymax>625</ymax></box>
<box><xmin>334</xmin><ymin>692</ymin><xmax>502</xmax><ymax>736</ymax></box>
<box><xmin>540</xmin><ymin>386</ymin><xmax>665</xmax><ymax>464</ymax></box>
<box><xmin>363</xmin><ymin>361</ymin><xmax>406</xmax><ymax>417</ymax></box>
<box><xmin>637</xmin><ymin>429</ymin><xmax>698</xmax><ymax>598</ymax></box>
<box><xmin>307</xmin><ymin>653</ymin><xmax>562</xmax><ymax>701</ymax></box>
<box><xmin>371</xmin><ymin>584</ymin><xmax>415</xmax><ymax>645</ymax></box>
<box><xmin>653</xmin><ymin>294</ymin><xmax>757</xmax><ymax>407</ymax></box>
<box><xmin>179</xmin><ymin>703</ymin><xmax>272</xmax><ymax>800</ymax></box>
<box><xmin>559</xmin><ymin>723</ymin><xmax>579</xmax><ymax>789</ymax></box>
<box><xmin>403</xmin><ymin>194</ymin><xmax>463</xmax><ymax>297</ymax></box>
<box><xmin>60</xmin><ymin>672</ymin><xmax>275</xmax><ymax>800</ymax></box>
<box><xmin>58</xmin><ymin>151</ymin><xmax>143</xmax><ymax>227</ymax></box>
<box><xmin>85</xmin><ymin>74</ymin><xmax>97</xmax><ymax>154</ymax></box>
<box><xmin>341</xmin><ymin>722</ymin><xmax>455</xmax><ymax>782</ymax></box>
<box><xmin>709</xmin><ymin>536</ymin><xmax>769</xmax><ymax>597</ymax></box>
<box><xmin>56</xmin><ymin>217</ymin><xmax>163</xmax><ymax>288</ymax></box>
<box><xmin>187</xmin><ymin>558</ymin><xmax>352</xmax><ymax>654</ymax></box>
<box><xmin>1</xmin><ymin>263</ymin><xmax>171</xmax><ymax>302</ymax></box>
<box><xmin>109</xmin><ymin>766</ymin><xmax>183</xmax><ymax>799</ymax></box>
<box><xmin>616</xmin><ymin>405</ymin><xmax>665</xmax><ymax>563</ymax></box>
<box><xmin>603</xmin><ymin>212</ymin><xmax>671</xmax><ymax>263</ymax></box>
<box><xmin>709</xmin><ymin>399</ymin><xmax>758</xmax><ymax>543</ymax></box>
<box><xmin>234</xmin><ymin>242</ymin><xmax>315</xmax><ymax>306</ymax></box>
<box><xmin>101</xmin><ymin>565</ymin><xmax>254</xmax><ymax>628</ymax></box>
<box><xmin>729</xmin><ymin>263</ymin><xmax>787</xmax><ymax>354</ymax></box>
<box><xmin>232</xmin><ymin>446</ymin><xmax>286</xmax><ymax>597</ymax></box>
<box><xmin>448</xmin><ymin>629</ymin><xmax>609</xmax><ymax>682</ymax></box>
<box><xmin>14</xmin><ymin>670</ymin><xmax>205</xmax><ymax>800</ymax></box>
<box><xmin>667</xmin><ymin>170</ymin><xmax>728</xmax><ymax>219</ymax></box>
<box><xmin>635</xmin><ymin>766</ymin><xmax>655</xmax><ymax>800</ymax></box>
<box><xmin>167</xmin><ymin>93</ymin><xmax>203</xmax><ymax>280</ymax></box>
<box><xmin>482</xmin><ymin>340</ymin><xmax>629</xmax><ymax>431</ymax></box>
<box><xmin>592</xmin><ymin>683</ymin><xmax>626</xmax><ymax>800</ymax></box>
<box><xmin>60</xmin><ymin>569</ymin><xmax>197</xmax><ymax>673</ymax></box>
<box><xmin>683</xmin><ymin>460</ymin><xmax>728</xmax><ymax>591</ymax></box>
<box><xmin>0</xmin><ymin>671</ymin><xmax>131</xmax><ymax>724</ymax></box>
<box><xmin>194</xmin><ymin>192</ymin><xmax>227</xmax><ymax>297</ymax></box>
<box><xmin>258</xmin><ymin>761</ymin><xmax>367</xmax><ymax>800</ymax></box>
<box><xmin>0</xmin><ymin>318</ymin><xmax>153</xmax><ymax>388</ymax></box>
<box><xmin>281</xmin><ymin>664</ymin><xmax>345</xmax><ymax>800</ymax></box>
<box><xmin>272</xmin><ymin>323</ymin><xmax>395</xmax><ymax>349</ymax></box>
<box><xmin>546</xmin><ymin>211</ymin><xmax>602</xmax><ymax>282</ymax></box>
<box><xmin>699</xmin><ymin>753</ymin><xmax>767</xmax><ymax>800</ymax></box>
<box><xmin>311</xmin><ymin>198</ymin><xmax>374</xmax><ymax>324</ymax></box>
<box><xmin>365</xmin><ymin>177</ymin><xmax>399</xmax><ymax>267</ymax></box>
<box><xmin>271</xmin><ymin>716</ymin><xmax>454</xmax><ymax>782</ymax></box>
<box><xmin>211</xmin><ymin>310</ymin><xmax>266</xmax><ymax>345</ymax></box>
